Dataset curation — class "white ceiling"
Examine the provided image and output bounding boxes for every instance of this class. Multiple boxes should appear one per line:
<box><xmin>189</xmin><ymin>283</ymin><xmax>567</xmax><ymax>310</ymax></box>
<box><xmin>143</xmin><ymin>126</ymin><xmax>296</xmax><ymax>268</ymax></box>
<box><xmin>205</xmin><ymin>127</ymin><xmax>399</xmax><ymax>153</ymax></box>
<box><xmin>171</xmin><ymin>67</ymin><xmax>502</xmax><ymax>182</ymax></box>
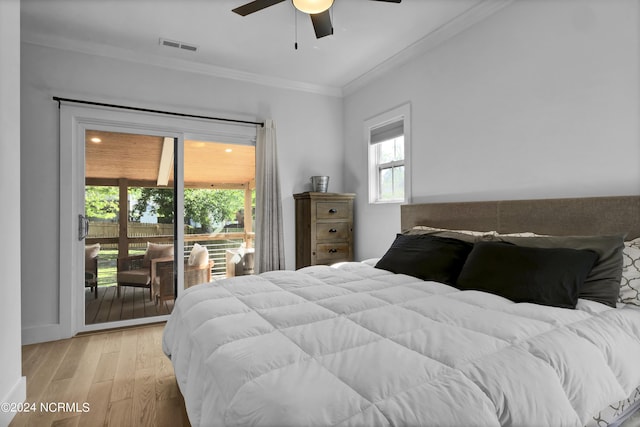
<box><xmin>20</xmin><ymin>0</ymin><xmax>507</xmax><ymax>96</ymax></box>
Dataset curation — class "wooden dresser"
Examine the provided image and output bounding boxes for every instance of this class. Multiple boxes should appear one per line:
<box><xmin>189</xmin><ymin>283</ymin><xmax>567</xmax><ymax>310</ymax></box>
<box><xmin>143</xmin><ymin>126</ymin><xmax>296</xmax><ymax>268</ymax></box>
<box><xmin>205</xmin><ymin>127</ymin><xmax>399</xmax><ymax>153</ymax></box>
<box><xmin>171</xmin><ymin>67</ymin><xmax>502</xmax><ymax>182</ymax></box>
<box><xmin>294</xmin><ymin>192</ymin><xmax>355</xmax><ymax>269</ymax></box>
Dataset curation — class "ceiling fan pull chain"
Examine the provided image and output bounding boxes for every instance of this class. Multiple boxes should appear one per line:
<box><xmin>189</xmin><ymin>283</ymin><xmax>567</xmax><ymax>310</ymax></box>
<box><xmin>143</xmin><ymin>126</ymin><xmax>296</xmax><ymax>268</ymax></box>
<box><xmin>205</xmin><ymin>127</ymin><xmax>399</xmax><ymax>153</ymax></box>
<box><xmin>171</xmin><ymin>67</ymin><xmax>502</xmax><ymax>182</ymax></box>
<box><xmin>294</xmin><ymin>7</ymin><xmax>298</xmax><ymax>50</ymax></box>
<box><xmin>330</xmin><ymin>3</ymin><xmax>334</xmax><ymax>35</ymax></box>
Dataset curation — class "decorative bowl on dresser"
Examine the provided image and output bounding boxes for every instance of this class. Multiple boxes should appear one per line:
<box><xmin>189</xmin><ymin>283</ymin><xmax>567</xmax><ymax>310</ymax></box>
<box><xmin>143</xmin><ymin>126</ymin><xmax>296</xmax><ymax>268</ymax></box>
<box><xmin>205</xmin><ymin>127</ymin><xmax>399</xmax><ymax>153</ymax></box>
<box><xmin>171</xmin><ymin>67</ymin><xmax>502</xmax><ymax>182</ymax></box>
<box><xmin>294</xmin><ymin>192</ymin><xmax>355</xmax><ymax>269</ymax></box>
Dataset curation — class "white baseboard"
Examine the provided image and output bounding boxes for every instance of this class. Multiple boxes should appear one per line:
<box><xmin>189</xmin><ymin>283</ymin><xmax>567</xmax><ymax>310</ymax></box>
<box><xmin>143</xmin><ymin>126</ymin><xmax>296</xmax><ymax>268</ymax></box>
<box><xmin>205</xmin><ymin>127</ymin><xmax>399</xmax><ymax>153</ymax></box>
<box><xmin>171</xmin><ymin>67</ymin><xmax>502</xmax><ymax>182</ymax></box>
<box><xmin>0</xmin><ymin>376</ymin><xmax>26</xmax><ymax>427</ymax></box>
<box><xmin>21</xmin><ymin>323</ymin><xmax>71</xmax><ymax>345</ymax></box>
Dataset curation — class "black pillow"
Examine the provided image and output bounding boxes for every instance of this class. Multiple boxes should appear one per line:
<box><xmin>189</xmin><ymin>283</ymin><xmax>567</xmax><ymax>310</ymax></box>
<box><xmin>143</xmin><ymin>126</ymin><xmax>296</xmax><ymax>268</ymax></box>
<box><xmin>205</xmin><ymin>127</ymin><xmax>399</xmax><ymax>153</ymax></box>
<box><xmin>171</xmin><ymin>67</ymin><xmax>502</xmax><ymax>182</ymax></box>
<box><xmin>456</xmin><ymin>241</ymin><xmax>599</xmax><ymax>309</ymax></box>
<box><xmin>495</xmin><ymin>235</ymin><xmax>624</xmax><ymax>308</ymax></box>
<box><xmin>375</xmin><ymin>234</ymin><xmax>473</xmax><ymax>285</ymax></box>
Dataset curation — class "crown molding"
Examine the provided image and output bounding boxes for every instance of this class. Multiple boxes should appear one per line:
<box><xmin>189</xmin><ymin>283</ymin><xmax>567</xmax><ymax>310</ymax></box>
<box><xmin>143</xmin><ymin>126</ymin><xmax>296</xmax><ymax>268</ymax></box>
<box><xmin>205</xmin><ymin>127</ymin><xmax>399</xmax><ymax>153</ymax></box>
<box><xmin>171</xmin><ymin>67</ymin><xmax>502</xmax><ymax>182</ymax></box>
<box><xmin>342</xmin><ymin>0</ymin><xmax>514</xmax><ymax>97</ymax></box>
<box><xmin>21</xmin><ymin>0</ymin><xmax>512</xmax><ymax>100</ymax></box>
<box><xmin>21</xmin><ymin>32</ymin><xmax>343</xmax><ymax>98</ymax></box>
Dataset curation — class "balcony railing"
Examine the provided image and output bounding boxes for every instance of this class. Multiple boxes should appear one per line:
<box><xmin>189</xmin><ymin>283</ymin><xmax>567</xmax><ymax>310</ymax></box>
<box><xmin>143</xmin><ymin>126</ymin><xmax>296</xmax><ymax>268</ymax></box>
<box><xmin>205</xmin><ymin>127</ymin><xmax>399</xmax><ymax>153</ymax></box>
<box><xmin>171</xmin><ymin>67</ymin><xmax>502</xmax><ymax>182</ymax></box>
<box><xmin>86</xmin><ymin>222</ymin><xmax>254</xmax><ymax>284</ymax></box>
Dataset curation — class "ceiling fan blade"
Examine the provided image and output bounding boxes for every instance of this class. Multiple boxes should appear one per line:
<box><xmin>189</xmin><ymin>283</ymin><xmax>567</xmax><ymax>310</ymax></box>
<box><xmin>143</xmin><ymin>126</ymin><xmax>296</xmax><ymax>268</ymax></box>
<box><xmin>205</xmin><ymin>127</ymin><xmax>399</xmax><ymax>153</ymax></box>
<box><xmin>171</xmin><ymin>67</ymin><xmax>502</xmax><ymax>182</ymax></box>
<box><xmin>370</xmin><ymin>0</ymin><xmax>401</xmax><ymax>3</ymax></box>
<box><xmin>232</xmin><ymin>0</ymin><xmax>286</xmax><ymax>16</ymax></box>
<box><xmin>310</xmin><ymin>10</ymin><xmax>333</xmax><ymax>39</ymax></box>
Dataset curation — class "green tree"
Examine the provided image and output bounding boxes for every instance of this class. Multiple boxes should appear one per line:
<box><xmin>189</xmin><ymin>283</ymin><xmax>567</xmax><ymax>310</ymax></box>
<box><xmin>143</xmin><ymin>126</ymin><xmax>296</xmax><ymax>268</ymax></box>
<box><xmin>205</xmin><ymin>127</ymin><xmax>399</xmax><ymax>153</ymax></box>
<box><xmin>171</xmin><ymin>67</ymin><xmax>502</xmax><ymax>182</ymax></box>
<box><xmin>131</xmin><ymin>188</ymin><xmax>246</xmax><ymax>230</ymax></box>
<box><xmin>85</xmin><ymin>186</ymin><xmax>119</xmax><ymax>220</ymax></box>
<box><xmin>132</xmin><ymin>188</ymin><xmax>174</xmax><ymax>224</ymax></box>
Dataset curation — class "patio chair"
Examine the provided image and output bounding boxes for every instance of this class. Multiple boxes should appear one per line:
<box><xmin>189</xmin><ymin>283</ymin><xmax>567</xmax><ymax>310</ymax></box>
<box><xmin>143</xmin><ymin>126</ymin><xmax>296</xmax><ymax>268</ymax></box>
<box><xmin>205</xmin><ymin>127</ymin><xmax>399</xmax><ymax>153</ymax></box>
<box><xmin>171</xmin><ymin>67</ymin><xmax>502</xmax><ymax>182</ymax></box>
<box><xmin>153</xmin><ymin>259</ymin><xmax>214</xmax><ymax>312</ymax></box>
<box><xmin>85</xmin><ymin>243</ymin><xmax>99</xmax><ymax>298</ymax></box>
<box><xmin>116</xmin><ymin>242</ymin><xmax>174</xmax><ymax>300</ymax></box>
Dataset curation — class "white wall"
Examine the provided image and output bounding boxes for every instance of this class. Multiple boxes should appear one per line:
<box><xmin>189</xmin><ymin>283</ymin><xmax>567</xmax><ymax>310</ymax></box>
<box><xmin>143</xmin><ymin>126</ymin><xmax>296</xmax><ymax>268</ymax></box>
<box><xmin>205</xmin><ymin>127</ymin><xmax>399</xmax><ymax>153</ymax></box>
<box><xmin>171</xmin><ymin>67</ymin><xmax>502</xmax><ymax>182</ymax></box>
<box><xmin>344</xmin><ymin>0</ymin><xmax>640</xmax><ymax>260</ymax></box>
<box><xmin>0</xmin><ymin>0</ymin><xmax>27</xmax><ymax>423</ymax></box>
<box><xmin>21</xmin><ymin>43</ymin><xmax>344</xmax><ymax>343</ymax></box>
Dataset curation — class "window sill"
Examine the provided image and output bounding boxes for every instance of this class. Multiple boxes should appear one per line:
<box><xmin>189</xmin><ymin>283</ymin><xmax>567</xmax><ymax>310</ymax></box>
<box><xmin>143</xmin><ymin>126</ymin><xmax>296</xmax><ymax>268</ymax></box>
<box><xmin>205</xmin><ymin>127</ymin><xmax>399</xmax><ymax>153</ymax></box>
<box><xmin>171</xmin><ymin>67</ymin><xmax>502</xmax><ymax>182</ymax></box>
<box><xmin>370</xmin><ymin>199</ymin><xmax>405</xmax><ymax>205</ymax></box>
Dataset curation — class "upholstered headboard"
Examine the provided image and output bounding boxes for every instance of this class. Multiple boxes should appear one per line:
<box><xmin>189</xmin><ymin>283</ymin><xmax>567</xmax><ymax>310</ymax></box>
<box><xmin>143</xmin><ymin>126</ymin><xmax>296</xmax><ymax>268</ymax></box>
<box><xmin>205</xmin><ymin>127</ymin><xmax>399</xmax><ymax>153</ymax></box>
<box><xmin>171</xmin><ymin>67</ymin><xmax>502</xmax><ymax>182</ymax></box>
<box><xmin>401</xmin><ymin>196</ymin><xmax>640</xmax><ymax>240</ymax></box>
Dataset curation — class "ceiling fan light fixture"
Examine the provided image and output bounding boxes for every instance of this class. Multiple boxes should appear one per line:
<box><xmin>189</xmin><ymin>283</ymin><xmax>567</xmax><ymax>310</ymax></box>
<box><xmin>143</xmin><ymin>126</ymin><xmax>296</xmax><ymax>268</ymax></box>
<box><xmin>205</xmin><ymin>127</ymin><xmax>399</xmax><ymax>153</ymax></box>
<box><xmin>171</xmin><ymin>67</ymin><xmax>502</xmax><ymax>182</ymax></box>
<box><xmin>292</xmin><ymin>0</ymin><xmax>333</xmax><ymax>14</ymax></box>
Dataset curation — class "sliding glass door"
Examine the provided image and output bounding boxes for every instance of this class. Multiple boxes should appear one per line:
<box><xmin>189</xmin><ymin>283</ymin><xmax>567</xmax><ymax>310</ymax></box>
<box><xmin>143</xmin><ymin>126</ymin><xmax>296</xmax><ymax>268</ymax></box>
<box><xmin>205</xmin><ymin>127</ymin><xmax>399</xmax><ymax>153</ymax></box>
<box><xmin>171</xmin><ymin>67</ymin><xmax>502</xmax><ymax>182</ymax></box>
<box><xmin>82</xmin><ymin>130</ymin><xmax>177</xmax><ymax>325</ymax></box>
<box><xmin>81</xmin><ymin>132</ymin><xmax>258</xmax><ymax>327</ymax></box>
<box><xmin>59</xmin><ymin>102</ymin><xmax>258</xmax><ymax>336</ymax></box>
<box><xmin>181</xmin><ymin>139</ymin><xmax>256</xmax><ymax>293</ymax></box>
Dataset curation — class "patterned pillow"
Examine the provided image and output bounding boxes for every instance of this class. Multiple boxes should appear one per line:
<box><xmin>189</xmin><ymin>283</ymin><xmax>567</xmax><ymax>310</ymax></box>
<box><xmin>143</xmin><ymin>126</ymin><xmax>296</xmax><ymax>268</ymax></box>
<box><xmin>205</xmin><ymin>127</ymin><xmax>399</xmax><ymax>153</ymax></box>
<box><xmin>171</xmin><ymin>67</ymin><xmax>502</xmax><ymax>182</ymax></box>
<box><xmin>620</xmin><ymin>238</ymin><xmax>640</xmax><ymax>307</ymax></box>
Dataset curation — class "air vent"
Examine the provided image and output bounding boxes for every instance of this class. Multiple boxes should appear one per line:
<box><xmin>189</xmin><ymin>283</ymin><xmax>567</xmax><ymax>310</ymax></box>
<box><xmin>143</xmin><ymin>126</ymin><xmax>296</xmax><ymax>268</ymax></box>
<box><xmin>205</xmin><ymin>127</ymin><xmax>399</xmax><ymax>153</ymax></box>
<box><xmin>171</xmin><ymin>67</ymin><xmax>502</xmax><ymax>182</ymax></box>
<box><xmin>159</xmin><ymin>38</ymin><xmax>198</xmax><ymax>52</ymax></box>
<box><xmin>179</xmin><ymin>43</ymin><xmax>198</xmax><ymax>52</ymax></box>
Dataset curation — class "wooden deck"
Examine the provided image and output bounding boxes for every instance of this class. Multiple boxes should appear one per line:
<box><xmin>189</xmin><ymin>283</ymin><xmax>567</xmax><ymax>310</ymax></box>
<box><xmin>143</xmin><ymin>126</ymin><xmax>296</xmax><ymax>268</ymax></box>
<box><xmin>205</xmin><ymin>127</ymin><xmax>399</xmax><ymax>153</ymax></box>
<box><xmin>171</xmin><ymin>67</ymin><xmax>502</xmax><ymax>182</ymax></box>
<box><xmin>85</xmin><ymin>286</ymin><xmax>174</xmax><ymax>325</ymax></box>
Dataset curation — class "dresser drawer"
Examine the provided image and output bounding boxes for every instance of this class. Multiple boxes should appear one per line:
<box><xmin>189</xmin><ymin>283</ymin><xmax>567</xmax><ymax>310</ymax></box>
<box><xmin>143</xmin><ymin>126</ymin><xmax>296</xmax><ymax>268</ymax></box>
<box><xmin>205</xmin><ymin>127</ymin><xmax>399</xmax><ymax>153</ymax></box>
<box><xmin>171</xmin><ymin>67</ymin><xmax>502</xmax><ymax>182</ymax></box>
<box><xmin>316</xmin><ymin>222</ymin><xmax>350</xmax><ymax>241</ymax></box>
<box><xmin>315</xmin><ymin>243</ymin><xmax>351</xmax><ymax>263</ymax></box>
<box><xmin>316</xmin><ymin>202</ymin><xmax>351</xmax><ymax>220</ymax></box>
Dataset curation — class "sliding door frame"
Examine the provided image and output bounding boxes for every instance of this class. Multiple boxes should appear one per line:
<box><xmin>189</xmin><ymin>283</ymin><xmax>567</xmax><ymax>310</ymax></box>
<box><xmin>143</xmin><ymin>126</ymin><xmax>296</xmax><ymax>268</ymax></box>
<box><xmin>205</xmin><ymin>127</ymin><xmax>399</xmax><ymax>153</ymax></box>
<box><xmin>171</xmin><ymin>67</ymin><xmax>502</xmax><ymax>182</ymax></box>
<box><xmin>76</xmin><ymin>123</ymin><xmax>182</xmax><ymax>333</ymax></box>
<box><xmin>59</xmin><ymin>103</ymin><xmax>257</xmax><ymax>336</ymax></box>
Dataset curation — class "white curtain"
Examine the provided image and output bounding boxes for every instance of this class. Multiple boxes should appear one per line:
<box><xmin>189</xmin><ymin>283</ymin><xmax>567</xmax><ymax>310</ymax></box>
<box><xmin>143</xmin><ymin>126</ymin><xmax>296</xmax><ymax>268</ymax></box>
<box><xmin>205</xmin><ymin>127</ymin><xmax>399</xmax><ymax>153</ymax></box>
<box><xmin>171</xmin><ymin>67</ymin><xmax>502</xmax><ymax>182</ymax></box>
<box><xmin>255</xmin><ymin>119</ymin><xmax>285</xmax><ymax>273</ymax></box>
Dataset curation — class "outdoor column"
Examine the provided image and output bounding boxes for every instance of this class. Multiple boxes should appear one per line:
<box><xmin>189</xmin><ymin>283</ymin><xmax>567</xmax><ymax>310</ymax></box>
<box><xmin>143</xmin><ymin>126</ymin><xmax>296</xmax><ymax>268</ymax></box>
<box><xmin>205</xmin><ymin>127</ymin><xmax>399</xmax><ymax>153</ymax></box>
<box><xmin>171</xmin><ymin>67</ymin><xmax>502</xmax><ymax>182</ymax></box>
<box><xmin>118</xmin><ymin>178</ymin><xmax>129</xmax><ymax>256</ymax></box>
<box><xmin>244</xmin><ymin>182</ymin><xmax>253</xmax><ymax>248</ymax></box>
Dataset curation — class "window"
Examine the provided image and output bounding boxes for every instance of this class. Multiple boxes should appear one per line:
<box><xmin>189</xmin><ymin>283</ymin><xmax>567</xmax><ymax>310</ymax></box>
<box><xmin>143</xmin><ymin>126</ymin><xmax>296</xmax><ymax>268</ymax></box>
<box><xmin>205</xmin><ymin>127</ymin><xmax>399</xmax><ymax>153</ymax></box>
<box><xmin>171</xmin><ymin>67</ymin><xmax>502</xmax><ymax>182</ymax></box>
<box><xmin>366</xmin><ymin>103</ymin><xmax>411</xmax><ymax>204</ymax></box>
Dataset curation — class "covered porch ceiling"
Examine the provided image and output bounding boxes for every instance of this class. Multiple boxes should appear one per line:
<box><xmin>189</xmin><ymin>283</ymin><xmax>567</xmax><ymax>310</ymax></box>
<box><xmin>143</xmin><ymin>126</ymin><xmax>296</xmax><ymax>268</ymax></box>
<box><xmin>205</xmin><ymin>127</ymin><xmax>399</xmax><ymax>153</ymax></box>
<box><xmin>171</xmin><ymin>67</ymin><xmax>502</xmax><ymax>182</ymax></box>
<box><xmin>85</xmin><ymin>130</ymin><xmax>255</xmax><ymax>189</ymax></box>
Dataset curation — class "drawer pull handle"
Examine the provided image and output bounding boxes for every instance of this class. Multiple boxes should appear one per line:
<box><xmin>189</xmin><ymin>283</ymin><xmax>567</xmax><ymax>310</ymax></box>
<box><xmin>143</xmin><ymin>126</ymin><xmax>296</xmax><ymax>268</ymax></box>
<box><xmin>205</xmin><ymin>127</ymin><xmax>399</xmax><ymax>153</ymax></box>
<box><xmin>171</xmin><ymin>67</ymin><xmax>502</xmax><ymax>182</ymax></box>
<box><xmin>329</xmin><ymin>228</ymin><xmax>337</xmax><ymax>233</ymax></box>
<box><xmin>328</xmin><ymin>208</ymin><xmax>337</xmax><ymax>214</ymax></box>
<box><xmin>328</xmin><ymin>248</ymin><xmax>338</xmax><ymax>253</ymax></box>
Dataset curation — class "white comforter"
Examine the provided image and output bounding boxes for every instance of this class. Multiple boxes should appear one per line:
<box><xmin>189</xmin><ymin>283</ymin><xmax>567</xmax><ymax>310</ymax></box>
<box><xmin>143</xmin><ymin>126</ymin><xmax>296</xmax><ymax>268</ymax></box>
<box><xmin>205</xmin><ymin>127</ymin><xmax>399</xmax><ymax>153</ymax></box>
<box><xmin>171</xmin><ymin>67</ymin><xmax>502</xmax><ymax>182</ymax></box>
<box><xmin>162</xmin><ymin>262</ymin><xmax>640</xmax><ymax>427</ymax></box>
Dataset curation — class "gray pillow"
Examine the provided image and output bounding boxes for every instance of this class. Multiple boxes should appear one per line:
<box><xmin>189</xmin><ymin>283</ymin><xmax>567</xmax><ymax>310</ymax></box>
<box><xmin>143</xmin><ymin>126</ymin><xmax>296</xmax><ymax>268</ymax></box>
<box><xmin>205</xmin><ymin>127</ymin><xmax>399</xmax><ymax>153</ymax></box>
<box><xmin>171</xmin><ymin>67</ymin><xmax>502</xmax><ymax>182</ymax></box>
<box><xmin>494</xmin><ymin>235</ymin><xmax>624</xmax><ymax>308</ymax></box>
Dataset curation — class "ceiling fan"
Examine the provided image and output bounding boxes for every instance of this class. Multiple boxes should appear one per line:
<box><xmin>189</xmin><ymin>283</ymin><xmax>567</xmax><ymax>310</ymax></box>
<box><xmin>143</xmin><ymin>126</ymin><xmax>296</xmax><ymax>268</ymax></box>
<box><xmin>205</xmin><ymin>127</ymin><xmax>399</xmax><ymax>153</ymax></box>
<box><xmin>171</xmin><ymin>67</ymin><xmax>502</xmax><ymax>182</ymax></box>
<box><xmin>232</xmin><ymin>0</ymin><xmax>402</xmax><ymax>39</ymax></box>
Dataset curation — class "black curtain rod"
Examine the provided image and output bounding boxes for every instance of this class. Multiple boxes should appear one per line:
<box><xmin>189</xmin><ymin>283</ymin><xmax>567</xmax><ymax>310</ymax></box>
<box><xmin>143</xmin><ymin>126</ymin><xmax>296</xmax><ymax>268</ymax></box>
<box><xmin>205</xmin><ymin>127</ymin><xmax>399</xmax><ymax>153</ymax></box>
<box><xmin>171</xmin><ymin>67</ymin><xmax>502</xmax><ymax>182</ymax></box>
<box><xmin>52</xmin><ymin>96</ymin><xmax>264</xmax><ymax>127</ymax></box>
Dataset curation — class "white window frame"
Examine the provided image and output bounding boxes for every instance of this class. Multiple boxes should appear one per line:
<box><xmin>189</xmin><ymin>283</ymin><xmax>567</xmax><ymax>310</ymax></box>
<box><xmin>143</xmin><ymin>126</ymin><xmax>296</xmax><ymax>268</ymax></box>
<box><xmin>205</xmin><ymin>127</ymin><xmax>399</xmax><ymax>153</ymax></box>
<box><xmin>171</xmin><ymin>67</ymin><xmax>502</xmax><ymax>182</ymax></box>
<box><xmin>365</xmin><ymin>103</ymin><xmax>411</xmax><ymax>204</ymax></box>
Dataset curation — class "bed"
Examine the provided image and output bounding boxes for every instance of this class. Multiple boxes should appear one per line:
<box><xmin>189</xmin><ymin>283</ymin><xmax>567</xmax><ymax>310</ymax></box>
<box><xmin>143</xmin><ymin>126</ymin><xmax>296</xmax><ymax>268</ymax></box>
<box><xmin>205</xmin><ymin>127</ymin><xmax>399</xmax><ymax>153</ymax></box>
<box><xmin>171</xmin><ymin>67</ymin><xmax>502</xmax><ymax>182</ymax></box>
<box><xmin>163</xmin><ymin>195</ymin><xmax>640</xmax><ymax>427</ymax></box>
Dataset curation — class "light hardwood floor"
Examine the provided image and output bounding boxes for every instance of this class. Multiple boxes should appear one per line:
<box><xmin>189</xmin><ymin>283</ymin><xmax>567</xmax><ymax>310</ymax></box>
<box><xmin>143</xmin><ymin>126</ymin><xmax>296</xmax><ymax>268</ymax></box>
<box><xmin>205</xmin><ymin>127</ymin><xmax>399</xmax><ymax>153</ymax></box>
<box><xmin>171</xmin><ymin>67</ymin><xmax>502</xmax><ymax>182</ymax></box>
<box><xmin>10</xmin><ymin>323</ymin><xmax>190</xmax><ymax>427</ymax></box>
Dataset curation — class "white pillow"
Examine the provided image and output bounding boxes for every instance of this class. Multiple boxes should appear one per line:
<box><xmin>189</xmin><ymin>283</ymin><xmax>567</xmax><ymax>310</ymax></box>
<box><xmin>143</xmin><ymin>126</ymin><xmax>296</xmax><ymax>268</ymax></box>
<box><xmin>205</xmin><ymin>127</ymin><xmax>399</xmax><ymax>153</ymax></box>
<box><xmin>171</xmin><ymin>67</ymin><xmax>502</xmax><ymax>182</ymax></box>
<box><xmin>143</xmin><ymin>242</ymin><xmax>174</xmax><ymax>267</ymax></box>
<box><xmin>85</xmin><ymin>243</ymin><xmax>100</xmax><ymax>263</ymax></box>
<box><xmin>493</xmin><ymin>231</ymin><xmax>546</xmax><ymax>237</ymax></box>
<box><xmin>408</xmin><ymin>225</ymin><xmax>491</xmax><ymax>237</ymax></box>
<box><xmin>407</xmin><ymin>226</ymin><xmax>547</xmax><ymax>241</ymax></box>
<box><xmin>188</xmin><ymin>243</ymin><xmax>201</xmax><ymax>265</ymax></box>
<box><xmin>619</xmin><ymin>238</ymin><xmax>640</xmax><ymax>307</ymax></box>
<box><xmin>188</xmin><ymin>243</ymin><xmax>209</xmax><ymax>267</ymax></box>
<box><xmin>408</xmin><ymin>226</ymin><xmax>545</xmax><ymax>238</ymax></box>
